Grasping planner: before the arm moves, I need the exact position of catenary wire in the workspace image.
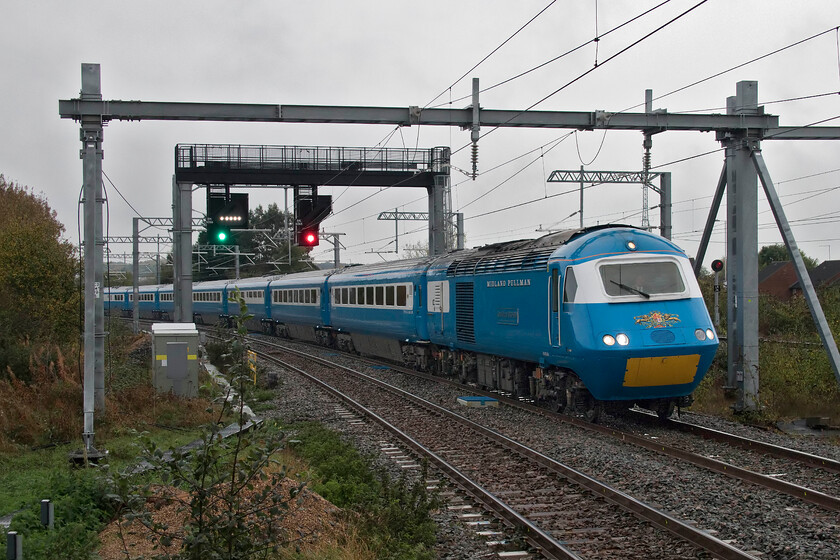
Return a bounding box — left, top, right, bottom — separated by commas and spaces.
619, 26, 840, 113
451, 0, 710, 156
458, 132, 573, 211
430, 0, 674, 109
423, 0, 559, 109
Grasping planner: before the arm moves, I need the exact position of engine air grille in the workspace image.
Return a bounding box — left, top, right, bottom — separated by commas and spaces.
447, 247, 554, 276
455, 282, 475, 344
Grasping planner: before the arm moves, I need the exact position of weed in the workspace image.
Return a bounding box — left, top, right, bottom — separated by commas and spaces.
288, 422, 440, 560
693, 280, 840, 422
8, 467, 113, 559
109, 290, 296, 559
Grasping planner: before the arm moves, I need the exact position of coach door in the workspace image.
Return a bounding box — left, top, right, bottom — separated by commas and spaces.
549, 267, 560, 346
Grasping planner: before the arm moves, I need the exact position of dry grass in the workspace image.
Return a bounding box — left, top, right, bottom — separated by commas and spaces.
0, 344, 82, 450
0, 335, 218, 451
98, 473, 343, 559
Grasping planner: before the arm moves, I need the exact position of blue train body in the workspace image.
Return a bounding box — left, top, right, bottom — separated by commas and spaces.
104, 225, 718, 418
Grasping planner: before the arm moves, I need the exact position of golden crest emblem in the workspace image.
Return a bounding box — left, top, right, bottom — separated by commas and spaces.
634, 311, 680, 328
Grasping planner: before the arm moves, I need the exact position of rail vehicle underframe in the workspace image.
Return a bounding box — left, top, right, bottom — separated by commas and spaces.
425, 345, 689, 421
256, 316, 685, 421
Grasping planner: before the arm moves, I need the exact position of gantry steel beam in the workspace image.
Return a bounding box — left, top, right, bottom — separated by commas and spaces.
106, 236, 171, 244
547, 169, 671, 239
377, 210, 465, 252
62, 100, 786, 132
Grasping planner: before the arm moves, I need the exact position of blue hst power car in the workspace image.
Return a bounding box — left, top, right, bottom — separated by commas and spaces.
105, 225, 718, 420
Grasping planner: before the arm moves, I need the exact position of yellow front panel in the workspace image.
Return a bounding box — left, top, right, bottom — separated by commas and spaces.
623, 354, 700, 387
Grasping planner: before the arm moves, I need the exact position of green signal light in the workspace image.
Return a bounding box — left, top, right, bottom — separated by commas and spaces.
217, 231, 227, 242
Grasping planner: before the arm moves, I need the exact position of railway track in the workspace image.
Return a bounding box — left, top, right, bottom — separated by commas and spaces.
248, 336, 759, 560
266, 335, 840, 513
137, 319, 839, 556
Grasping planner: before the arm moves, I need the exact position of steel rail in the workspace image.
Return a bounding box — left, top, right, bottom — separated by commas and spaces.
254, 339, 758, 560
252, 348, 580, 560
244, 333, 840, 513
659, 414, 840, 474
583, 417, 840, 512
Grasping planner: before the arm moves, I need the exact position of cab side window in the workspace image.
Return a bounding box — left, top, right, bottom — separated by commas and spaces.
563, 267, 578, 304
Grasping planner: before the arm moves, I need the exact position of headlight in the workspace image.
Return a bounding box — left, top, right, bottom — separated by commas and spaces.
705, 328, 715, 340
616, 333, 630, 346
695, 329, 707, 341
603, 334, 616, 346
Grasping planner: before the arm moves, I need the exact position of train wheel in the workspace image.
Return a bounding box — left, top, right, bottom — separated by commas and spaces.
583, 401, 603, 423
548, 393, 566, 413
548, 376, 568, 413
656, 400, 675, 421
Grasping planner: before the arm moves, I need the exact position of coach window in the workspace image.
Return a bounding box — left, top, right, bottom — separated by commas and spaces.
375, 286, 384, 306
304, 290, 310, 304
349, 287, 356, 304
366, 286, 374, 305
357, 287, 365, 305
334, 289, 341, 304
397, 285, 407, 307
342, 288, 349, 304
563, 267, 578, 305
386, 286, 395, 306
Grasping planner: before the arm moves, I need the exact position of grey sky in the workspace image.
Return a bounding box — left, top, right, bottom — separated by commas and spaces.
2, 0, 839, 266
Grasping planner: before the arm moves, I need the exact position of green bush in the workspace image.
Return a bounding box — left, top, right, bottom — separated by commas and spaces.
290, 422, 439, 560
9, 468, 113, 559
693, 277, 840, 420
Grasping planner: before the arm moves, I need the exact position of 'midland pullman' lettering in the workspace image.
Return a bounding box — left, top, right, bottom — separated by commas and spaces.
487, 278, 532, 288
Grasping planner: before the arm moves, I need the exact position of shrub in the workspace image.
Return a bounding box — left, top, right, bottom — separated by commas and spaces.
109, 290, 295, 559
290, 422, 439, 560
9, 468, 113, 559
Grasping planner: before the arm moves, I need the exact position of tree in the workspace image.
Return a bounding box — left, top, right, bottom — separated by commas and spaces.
245, 203, 315, 275
0, 175, 79, 381
758, 244, 818, 270
402, 240, 429, 258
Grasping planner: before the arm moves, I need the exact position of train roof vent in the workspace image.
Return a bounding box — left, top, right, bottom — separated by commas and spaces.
446, 247, 554, 276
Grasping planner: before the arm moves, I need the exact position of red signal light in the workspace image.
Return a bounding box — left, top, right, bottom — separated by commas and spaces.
298, 228, 319, 247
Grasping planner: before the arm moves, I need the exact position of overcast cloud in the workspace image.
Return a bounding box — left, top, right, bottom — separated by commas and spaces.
1, 0, 839, 266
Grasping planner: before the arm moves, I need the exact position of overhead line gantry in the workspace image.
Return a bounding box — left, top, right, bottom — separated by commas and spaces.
61, 63, 840, 455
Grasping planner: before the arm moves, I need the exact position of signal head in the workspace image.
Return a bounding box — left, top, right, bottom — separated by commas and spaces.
207, 222, 233, 245
298, 228, 319, 247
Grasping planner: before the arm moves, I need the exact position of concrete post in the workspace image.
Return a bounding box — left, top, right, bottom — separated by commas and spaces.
6, 531, 22, 560
41, 499, 54, 529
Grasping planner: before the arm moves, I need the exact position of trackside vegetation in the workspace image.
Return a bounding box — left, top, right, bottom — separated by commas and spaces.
0, 174, 837, 556
693, 265, 840, 421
